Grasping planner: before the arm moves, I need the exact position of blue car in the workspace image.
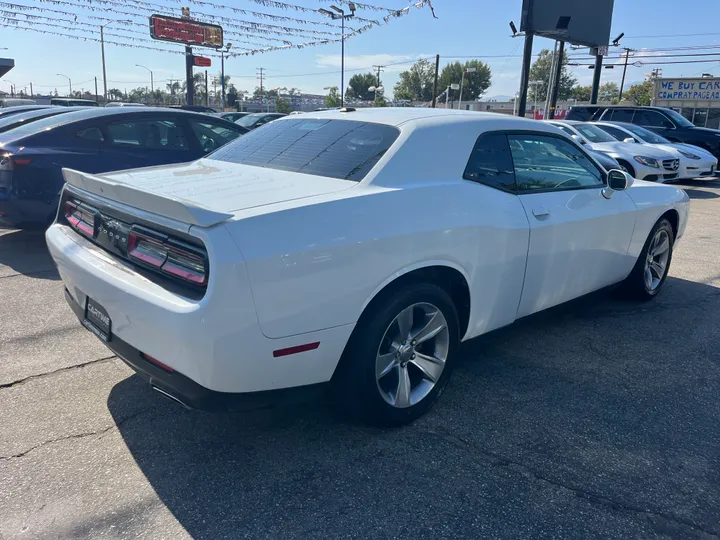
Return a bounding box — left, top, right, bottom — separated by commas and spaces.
0, 107, 248, 227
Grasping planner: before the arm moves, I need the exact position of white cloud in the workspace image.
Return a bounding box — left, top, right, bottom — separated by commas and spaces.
315, 53, 428, 72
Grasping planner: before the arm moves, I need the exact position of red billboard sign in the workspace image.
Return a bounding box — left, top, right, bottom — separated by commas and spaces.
193, 56, 211, 67
149, 15, 223, 48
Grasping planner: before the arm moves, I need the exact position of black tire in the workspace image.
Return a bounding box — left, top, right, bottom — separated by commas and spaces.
335, 282, 460, 427
616, 159, 636, 178
622, 218, 674, 301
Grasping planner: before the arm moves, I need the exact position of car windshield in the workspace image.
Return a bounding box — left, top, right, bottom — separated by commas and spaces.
662, 108, 694, 128
209, 118, 400, 181
574, 123, 617, 143
619, 123, 671, 144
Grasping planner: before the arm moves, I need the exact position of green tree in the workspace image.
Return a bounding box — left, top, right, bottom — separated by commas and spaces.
599, 82, 620, 102
325, 86, 341, 107
624, 78, 654, 106
437, 60, 492, 103
373, 94, 387, 107
570, 85, 592, 101
275, 97, 292, 114
108, 88, 124, 101
346, 72, 377, 100
393, 58, 436, 102
529, 48, 577, 101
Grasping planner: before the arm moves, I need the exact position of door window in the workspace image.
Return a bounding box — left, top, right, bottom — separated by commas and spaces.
462, 132, 516, 192
634, 110, 674, 128
508, 134, 604, 192
597, 124, 632, 141
189, 119, 243, 153
76, 126, 104, 142
106, 119, 188, 150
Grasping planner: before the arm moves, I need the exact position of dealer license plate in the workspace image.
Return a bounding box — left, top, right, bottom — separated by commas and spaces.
83, 297, 111, 342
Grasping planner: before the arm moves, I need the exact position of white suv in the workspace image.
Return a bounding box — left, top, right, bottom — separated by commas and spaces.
547, 120, 680, 182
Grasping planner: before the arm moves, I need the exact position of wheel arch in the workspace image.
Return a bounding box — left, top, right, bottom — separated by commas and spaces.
358, 262, 472, 341
659, 208, 679, 239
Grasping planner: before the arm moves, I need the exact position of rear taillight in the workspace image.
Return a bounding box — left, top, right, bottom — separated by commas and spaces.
64, 201, 95, 237
128, 230, 208, 286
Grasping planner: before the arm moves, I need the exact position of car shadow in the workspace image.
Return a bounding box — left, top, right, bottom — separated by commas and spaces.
108, 276, 720, 538
0, 228, 59, 280
679, 187, 719, 200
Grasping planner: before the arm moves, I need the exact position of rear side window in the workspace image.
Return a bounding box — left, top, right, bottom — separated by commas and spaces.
463, 132, 516, 192
76, 127, 104, 142
106, 119, 188, 150
606, 109, 634, 122
566, 107, 594, 121
634, 110, 673, 128
189, 119, 243, 153
209, 119, 400, 181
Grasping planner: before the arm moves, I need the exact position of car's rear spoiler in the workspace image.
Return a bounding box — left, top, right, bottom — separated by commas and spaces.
62, 168, 234, 228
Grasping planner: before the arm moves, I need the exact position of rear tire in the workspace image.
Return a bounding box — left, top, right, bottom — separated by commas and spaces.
622, 218, 674, 301
336, 282, 460, 427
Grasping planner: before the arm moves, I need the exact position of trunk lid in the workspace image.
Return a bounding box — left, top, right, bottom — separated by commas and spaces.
63, 158, 357, 227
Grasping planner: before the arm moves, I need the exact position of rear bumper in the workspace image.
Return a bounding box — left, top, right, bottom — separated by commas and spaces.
46, 222, 353, 394
0, 196, 56, 227
64, 288, 328, 410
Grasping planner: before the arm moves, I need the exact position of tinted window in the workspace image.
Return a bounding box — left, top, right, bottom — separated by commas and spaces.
76, 127, 104, 142
106, 119, 188, 150
596, 124, 631, 141
508, 134, 604, 192
634, 110, 673, 128
566, 107, 597, 121
189, 119, 243, 153
210, 119, 399, 182
662, 108, 694, 127
606, 109, 634, 122
463, 132, 515, 192
618, 123, 670, 144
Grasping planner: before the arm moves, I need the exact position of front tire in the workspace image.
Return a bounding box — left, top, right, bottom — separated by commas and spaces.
337, 282, 460, 427
617, 159, 636, 178
623, 218, 674, 301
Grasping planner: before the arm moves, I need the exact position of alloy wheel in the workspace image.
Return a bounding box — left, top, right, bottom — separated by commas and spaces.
644, 229, 671, 292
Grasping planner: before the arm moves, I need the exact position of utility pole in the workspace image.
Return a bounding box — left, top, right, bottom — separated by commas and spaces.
257, 67, 264, 111
619, 48, 632, 101
29, 82, 33, 97
205, 70, 209, 107
94, 77, 98, 103
431, 54, 440, 108
372, 65, 385, 87
544, 40, 559, 119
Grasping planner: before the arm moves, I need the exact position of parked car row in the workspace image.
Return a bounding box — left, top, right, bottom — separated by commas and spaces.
0, 107, 248, 227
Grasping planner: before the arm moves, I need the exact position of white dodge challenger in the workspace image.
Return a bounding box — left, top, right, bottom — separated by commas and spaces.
46, 108, 690, 426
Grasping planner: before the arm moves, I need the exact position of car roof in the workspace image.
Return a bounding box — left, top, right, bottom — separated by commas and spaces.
277, 107, 553, 129
595, 121, 634, 130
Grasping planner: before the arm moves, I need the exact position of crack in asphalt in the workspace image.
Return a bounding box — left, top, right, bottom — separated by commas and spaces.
0, 355, 117, 390
0, 410, 151, 462
419, 427, 719, 538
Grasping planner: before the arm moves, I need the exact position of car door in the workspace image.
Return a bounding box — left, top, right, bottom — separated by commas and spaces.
100, 114, 194, 171
509, 132, 638, 318
632, 109, 676, 138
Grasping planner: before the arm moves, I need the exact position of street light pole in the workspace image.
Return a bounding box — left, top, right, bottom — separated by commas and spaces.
135, 64, 154, 103
217, 43, 232, 110
319, 4, 356, 108
457, 67, 476, 110
57, 73, 71, 96
100, 19, 131, 102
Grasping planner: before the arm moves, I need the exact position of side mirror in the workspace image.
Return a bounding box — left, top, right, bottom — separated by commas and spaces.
571, 134, 587, 145
603, 169, 631, 198
623, 137, 636, 144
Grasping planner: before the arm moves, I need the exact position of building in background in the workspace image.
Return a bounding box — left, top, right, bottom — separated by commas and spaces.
653, 77, 720, 129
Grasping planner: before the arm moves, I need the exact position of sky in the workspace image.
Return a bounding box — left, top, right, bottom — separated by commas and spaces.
2, 0, 720, 101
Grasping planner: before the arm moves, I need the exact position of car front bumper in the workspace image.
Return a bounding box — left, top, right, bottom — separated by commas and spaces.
680, 160, 716, 179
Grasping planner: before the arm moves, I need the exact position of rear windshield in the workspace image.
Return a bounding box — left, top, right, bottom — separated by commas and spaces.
209, 118, 400, 181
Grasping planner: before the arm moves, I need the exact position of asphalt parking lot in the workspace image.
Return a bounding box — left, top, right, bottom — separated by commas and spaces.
1, 179, 719, 540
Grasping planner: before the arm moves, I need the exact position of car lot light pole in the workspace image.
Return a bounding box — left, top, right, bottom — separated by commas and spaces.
57, 73, 71, 96
217, 43, 232, 110
135, 64, 154, 103
100, 19, 131, 103
318, 3, 356, 107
